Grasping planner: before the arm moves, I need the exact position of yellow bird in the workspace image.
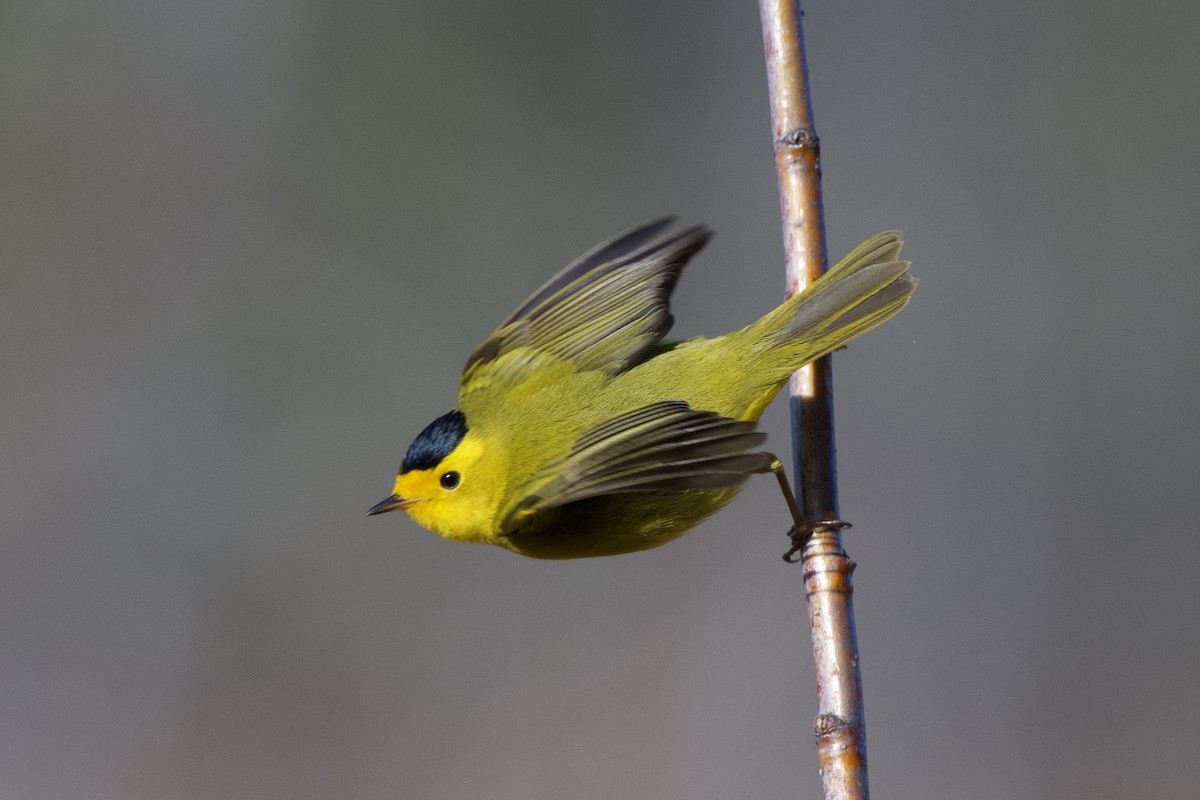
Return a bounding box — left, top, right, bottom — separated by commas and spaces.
368, 219, 915, 558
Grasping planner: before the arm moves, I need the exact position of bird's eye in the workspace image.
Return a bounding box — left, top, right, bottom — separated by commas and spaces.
440, 471, 461, 490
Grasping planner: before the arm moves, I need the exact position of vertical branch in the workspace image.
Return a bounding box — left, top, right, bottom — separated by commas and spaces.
757, 2, 870, 800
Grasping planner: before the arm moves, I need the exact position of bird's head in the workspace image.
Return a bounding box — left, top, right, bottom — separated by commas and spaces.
367, 410, 501, 543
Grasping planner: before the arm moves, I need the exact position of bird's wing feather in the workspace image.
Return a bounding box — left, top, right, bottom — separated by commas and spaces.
499, 401, 772, 533
461, 219, 711, 389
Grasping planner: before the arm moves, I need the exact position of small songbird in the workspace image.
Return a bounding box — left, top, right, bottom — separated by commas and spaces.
368, 219, 915, 558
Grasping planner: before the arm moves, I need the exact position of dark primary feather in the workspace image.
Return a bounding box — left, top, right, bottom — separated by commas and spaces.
401, 409, 467, 473
461, 219, 712, 386
499, 217, 679, 326
500, 402, 773, 531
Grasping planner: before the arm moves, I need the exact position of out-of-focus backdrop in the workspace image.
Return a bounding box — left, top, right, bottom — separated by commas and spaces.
4, 1, 1199, 798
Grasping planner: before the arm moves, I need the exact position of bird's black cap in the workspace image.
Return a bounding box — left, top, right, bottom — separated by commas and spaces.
400, 410, 468, 473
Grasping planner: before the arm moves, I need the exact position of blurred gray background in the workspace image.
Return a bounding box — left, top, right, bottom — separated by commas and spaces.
4, 1, 1199, 798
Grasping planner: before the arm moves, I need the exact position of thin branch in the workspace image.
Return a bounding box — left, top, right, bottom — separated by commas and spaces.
757, 2, 870, 799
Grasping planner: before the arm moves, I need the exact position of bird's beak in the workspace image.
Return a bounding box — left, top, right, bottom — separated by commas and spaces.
366, 494, 418, 516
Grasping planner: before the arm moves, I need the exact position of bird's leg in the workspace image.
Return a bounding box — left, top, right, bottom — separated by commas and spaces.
765, 457, 851, 563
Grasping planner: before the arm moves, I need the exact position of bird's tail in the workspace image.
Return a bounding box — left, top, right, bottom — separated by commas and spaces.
738, 231, 916, 392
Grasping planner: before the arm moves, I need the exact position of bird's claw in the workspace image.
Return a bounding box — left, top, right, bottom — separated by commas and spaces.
781, 518, 853, 563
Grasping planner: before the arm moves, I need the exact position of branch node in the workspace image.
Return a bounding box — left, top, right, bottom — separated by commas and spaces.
778, 126, 820, 150
813, 713, 852, 738
782, 519, 853, 563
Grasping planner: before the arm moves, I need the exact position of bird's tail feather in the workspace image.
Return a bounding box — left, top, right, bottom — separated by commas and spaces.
745, 231, 916, 381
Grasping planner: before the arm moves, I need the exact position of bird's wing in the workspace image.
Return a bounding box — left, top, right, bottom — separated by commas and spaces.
499, 401, 773, 533
461, 219, 711, 389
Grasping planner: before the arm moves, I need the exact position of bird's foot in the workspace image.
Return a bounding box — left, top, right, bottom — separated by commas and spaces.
781, 518, 852, 563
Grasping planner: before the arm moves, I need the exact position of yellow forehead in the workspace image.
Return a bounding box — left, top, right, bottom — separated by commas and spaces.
392, 469, 438, 499
392, 435, 486, 498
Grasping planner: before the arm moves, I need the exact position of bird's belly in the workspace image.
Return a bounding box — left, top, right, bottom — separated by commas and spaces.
499, 486, 744, 559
